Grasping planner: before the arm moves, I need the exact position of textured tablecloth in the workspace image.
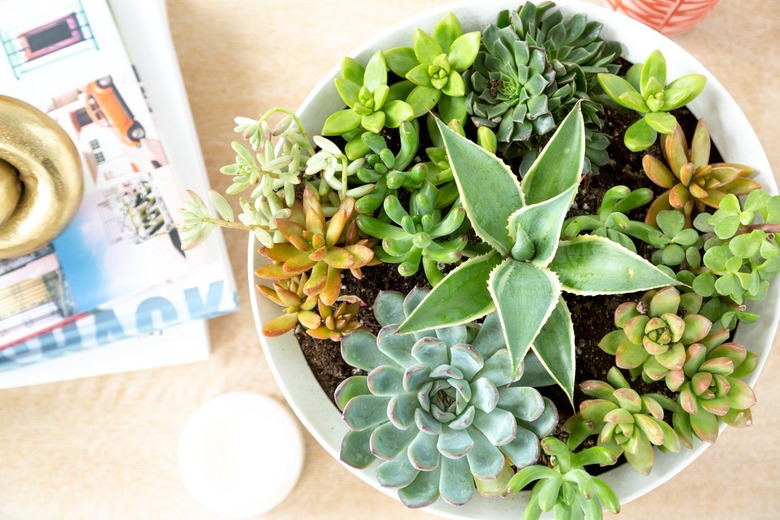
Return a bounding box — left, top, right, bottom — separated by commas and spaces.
1, 1, 778, 518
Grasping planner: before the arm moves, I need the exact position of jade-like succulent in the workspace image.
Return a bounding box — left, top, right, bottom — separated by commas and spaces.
384, 12, 480, 124
647, 210, 702, 267
565, 367, 681, 475
598, 49, 706, 152
357, 182, 467, 286
336, 289, 558, 507
598, 286, 713, 388
673, 341, 758, 445
350, 121, 427, 214
496, 1, 622, 172
465, 22, 556, 150
322, 51, 415, 139
643, 119, 758, 227
255, 186, 375, 306
507, 437, 621, 520
396, 105, 677, 404
690, 191, 780, 304
562, 185, 655, 253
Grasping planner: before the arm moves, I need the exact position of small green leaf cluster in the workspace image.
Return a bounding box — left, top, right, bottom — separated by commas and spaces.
384, 13, 481, 124
688, 191, 780, 304
563, 185, 655, 253
564, 367, 680, 475
598, 50, 706, 151
357, 182, 468, 286
507, 437, 620, 520
337, 289, 558, 508
323, 51, 415, 140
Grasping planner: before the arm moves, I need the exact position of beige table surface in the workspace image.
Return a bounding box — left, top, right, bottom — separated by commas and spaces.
1, 1, 778, 518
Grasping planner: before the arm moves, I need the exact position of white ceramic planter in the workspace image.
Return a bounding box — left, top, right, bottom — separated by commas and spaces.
249, 1, 778, 517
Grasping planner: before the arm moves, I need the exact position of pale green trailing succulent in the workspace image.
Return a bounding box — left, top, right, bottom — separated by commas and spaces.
562, 185, 654, 253
397, 104, 678, 404
357, 182, 467, 286
304, 135, 372, 200
322, 50, 415, 139
673, 341, 758, 445
598, 50, 706, 152
598, 286, 715, 389
336, 289, 558, 507
564, 367, 680, 475
384, 12, 481, 124
496, 1, 622, 173
507, 437, 621, 520
690, 191, 780, 304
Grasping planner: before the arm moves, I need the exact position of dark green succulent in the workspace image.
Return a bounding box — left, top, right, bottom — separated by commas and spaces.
464, 22, 556, 153
496, 1, 622, 173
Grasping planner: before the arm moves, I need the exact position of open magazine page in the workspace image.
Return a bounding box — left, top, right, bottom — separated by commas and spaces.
0, 0, 238, 368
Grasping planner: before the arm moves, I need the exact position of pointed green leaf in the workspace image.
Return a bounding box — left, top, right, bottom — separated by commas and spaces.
521, 103, 584, 205
645, 112, 677, 135
399, 251, 502, 334
406, 85, 441, 118
382, 100, 415, 128
447, 31, 481, 72
598, 73, 639, 106
510, 185, 578, 268
384, 47, 419, 77
437, 117, 523, 254
413, 28, 444, 65
363, 50, 388, 92
663, 74, 707, 110
640, 50, 666, 98
341, 57, 365, 85
488, 259, 561, 374
532, 298, 576, 406
321, 109, 362, 136
550, 236, 679, 295
625, 118, 658, 152
434, 12, 462, 51
335, 78, 361, 107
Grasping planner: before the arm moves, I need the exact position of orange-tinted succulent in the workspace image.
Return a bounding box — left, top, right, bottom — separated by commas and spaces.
643, 119, 759, 227
305, 298, 365, 341
257, 273, 319, 337
255, 185, 375, 307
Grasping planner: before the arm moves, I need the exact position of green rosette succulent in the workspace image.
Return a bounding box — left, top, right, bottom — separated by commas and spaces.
385, 13, 480, 124
357, 182, 467, 286
673, 341, 758, 445
507, 437, 621, 520
496, 1, 622, 173
396, 104, 678, 404
336, 289, 558, 507
322, 50, 415, 139
564, 367, 681, 475
464, 22, 556, 150
598, 49, 706, 152
598, 286, 714, 388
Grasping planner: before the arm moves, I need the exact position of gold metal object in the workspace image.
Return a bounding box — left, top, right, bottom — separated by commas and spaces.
0, 95, 83, 258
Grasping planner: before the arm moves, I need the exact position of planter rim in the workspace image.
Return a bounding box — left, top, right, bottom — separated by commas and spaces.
249, 1, 778, 517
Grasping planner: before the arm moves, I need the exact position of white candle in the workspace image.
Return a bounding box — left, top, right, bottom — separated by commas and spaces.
178, 392, 305, 518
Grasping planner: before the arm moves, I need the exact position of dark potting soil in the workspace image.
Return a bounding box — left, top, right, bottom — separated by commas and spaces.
291, 103, 716, 442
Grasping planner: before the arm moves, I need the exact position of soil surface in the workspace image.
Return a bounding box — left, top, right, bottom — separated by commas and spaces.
291, 93, 717, 443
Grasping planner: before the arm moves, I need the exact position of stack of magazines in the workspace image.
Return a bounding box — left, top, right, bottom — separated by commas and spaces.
0, 0, 238, 386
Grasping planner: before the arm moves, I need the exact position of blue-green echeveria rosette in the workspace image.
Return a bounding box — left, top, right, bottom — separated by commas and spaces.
335, 288, 558, 507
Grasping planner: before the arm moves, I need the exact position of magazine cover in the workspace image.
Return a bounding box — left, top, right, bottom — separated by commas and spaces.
0, 0, 238, 366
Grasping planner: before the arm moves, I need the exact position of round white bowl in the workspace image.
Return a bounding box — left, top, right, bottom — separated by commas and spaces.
249, 1, 777, 517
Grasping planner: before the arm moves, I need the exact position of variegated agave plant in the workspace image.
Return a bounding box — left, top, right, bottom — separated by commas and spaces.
398, 103, 678, 404
335, 288, 558, 508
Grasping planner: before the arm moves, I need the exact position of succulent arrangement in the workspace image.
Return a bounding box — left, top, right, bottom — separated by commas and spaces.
180, 2, 776, 518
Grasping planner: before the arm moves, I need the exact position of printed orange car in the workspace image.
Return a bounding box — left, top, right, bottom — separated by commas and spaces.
84, 76, 145, 146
